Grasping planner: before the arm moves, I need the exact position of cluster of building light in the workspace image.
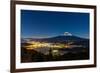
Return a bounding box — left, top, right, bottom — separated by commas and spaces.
23, 41, 83, 50
23, 41, 69, 50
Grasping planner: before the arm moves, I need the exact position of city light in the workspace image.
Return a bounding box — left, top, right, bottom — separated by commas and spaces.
23, 41, 83, 50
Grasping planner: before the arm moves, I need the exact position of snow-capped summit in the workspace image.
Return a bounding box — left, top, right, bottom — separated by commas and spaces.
64, 32, 72, 36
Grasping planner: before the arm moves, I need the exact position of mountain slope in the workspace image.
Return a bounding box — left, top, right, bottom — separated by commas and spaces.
22, 35, 89, 43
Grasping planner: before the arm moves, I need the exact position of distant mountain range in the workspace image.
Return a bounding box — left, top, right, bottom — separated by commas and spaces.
22, 35, 89, 43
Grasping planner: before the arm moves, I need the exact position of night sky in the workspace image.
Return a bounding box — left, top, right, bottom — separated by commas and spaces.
21, 10, 89, 39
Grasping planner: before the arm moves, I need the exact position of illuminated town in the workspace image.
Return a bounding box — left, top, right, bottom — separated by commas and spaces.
23, 41, 83, 50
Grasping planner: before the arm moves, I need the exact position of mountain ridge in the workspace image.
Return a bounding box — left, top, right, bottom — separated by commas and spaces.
22, 35, 89, 43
